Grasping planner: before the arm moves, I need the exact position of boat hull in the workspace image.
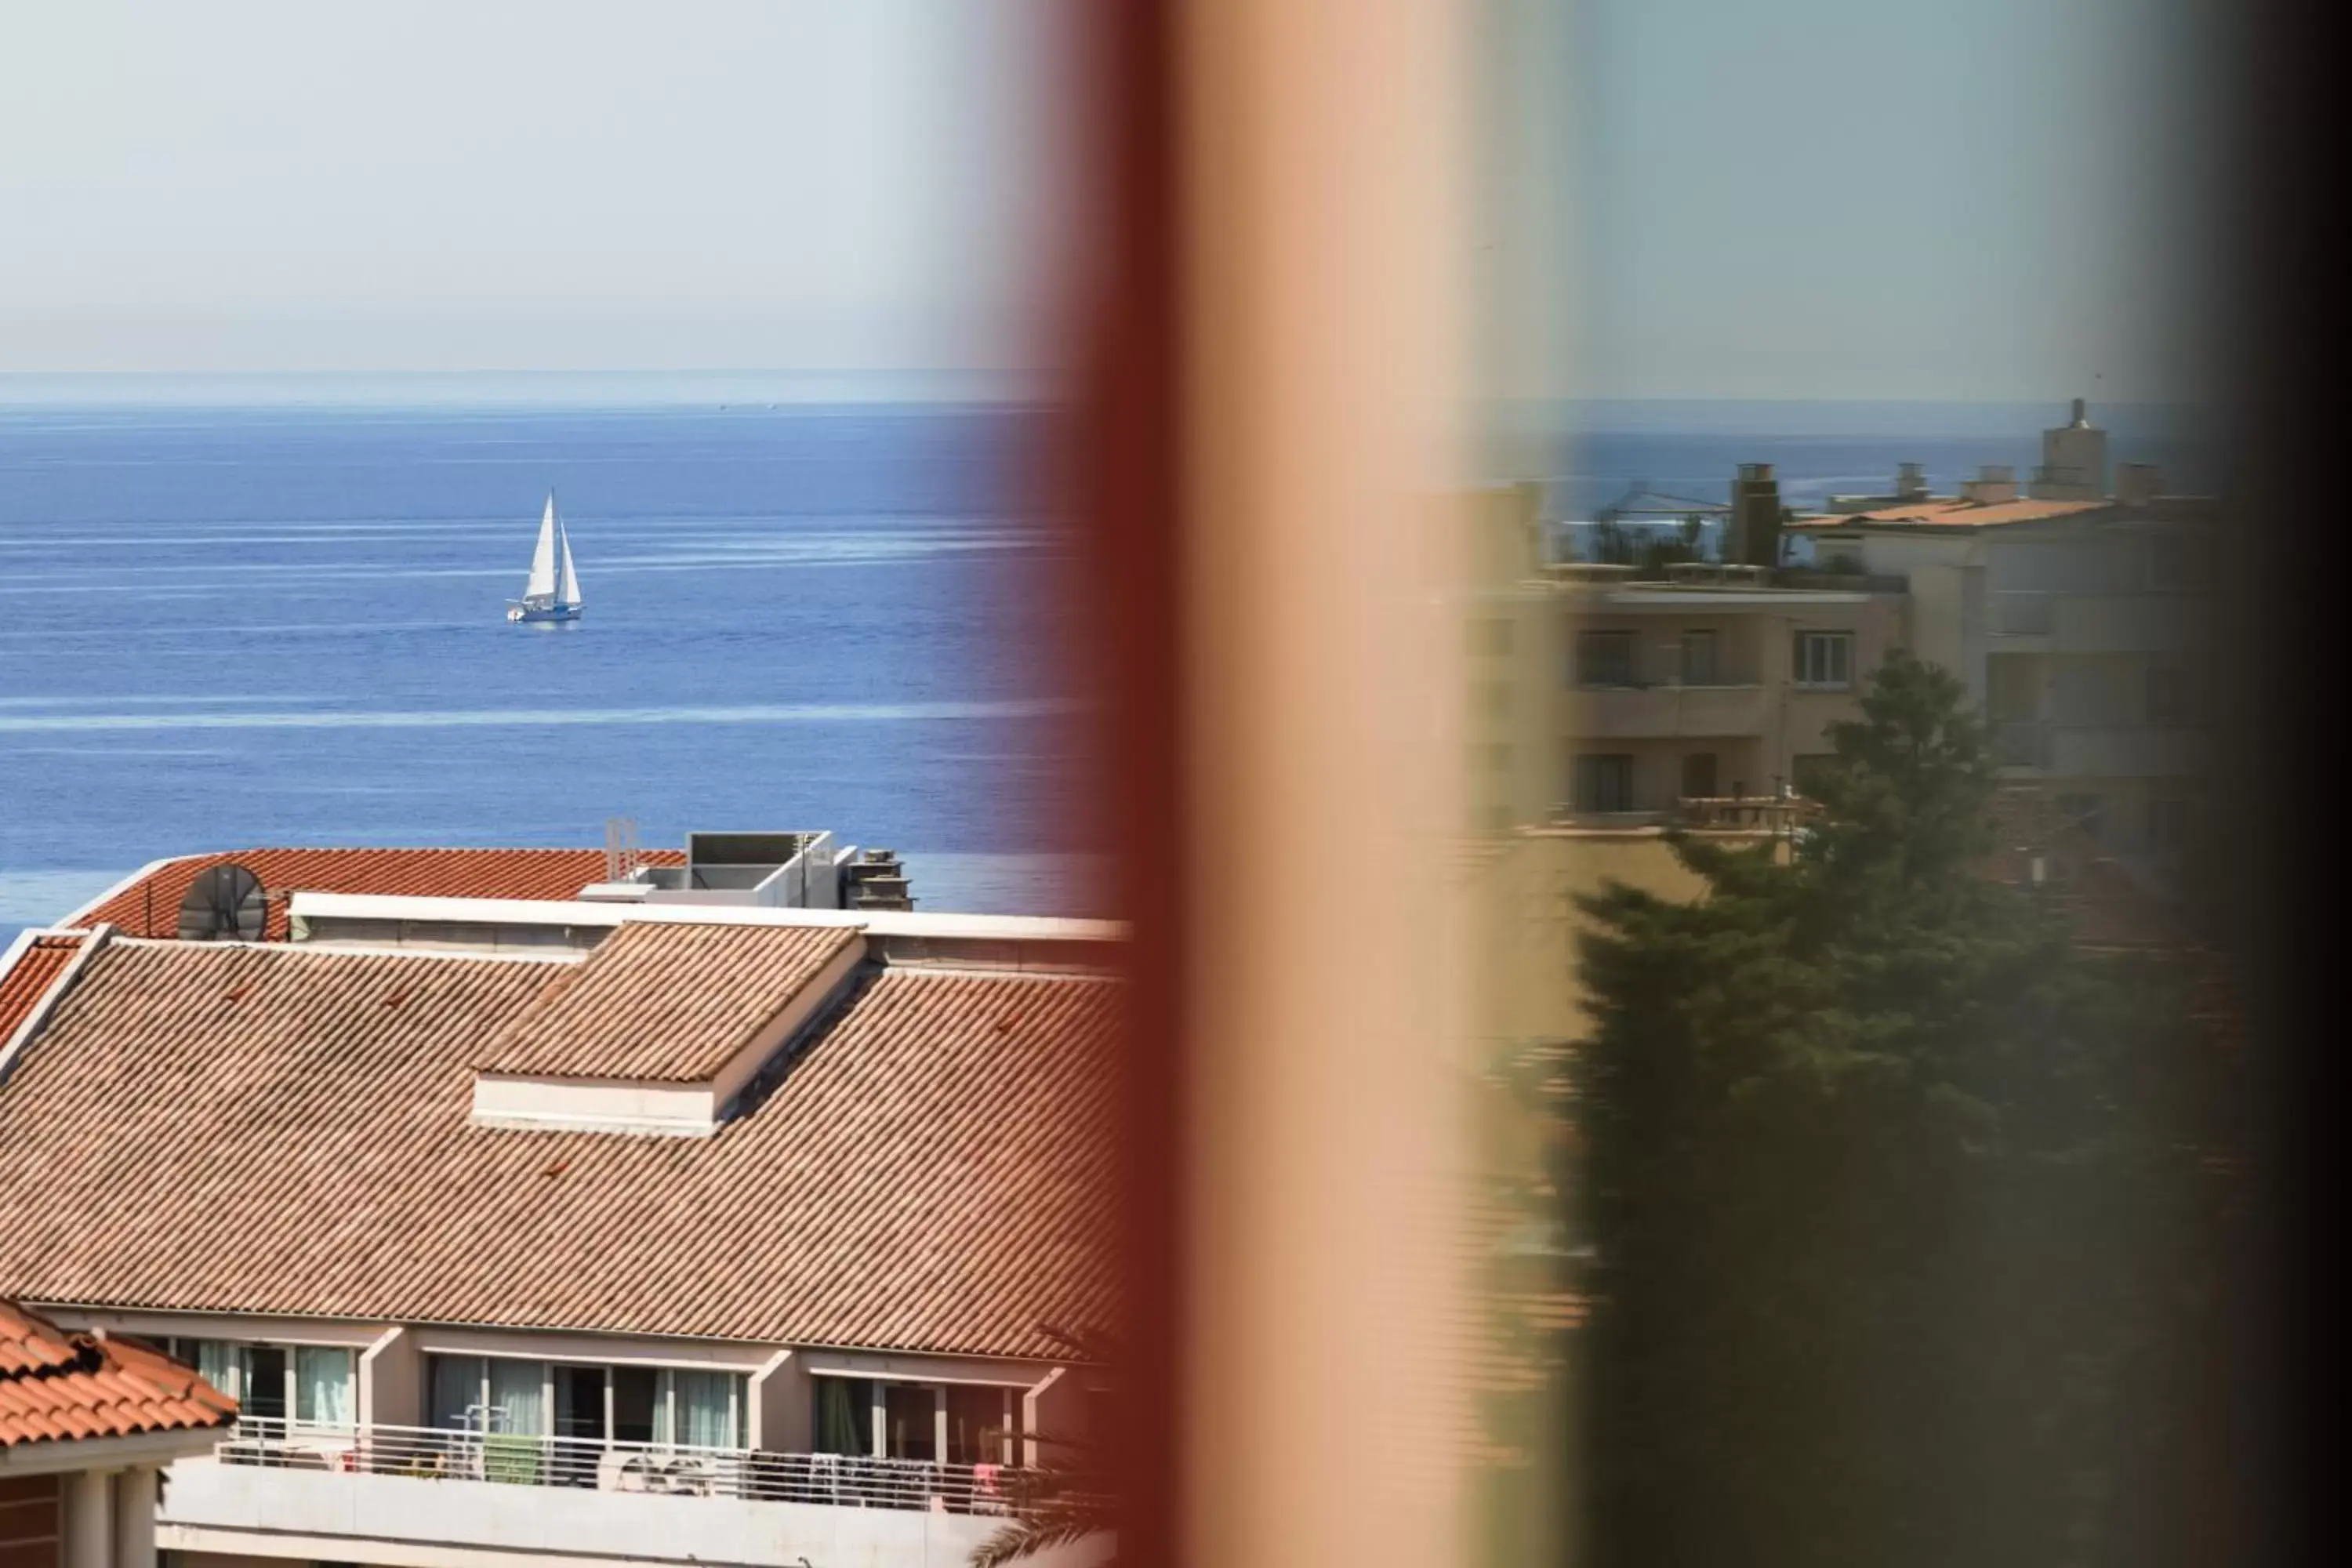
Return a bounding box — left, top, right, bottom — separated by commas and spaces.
507, 602, 582, 624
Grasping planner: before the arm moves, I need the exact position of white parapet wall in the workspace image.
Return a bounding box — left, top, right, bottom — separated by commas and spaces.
156, 1457, 1116, 1568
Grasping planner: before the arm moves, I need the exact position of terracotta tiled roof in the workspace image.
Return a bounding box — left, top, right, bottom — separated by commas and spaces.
73, 848, 687, 942
0, 938, 1116, 1359
0, 936, 82, 1051
0, 1299, 234, 1448
1795, 498, 2111, 530
477, 922, 862, 1081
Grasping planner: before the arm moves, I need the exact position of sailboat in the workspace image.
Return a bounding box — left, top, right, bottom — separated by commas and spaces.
506, 492, 583, 623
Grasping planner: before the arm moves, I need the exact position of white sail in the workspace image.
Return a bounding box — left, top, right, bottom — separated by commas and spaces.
556, 513, 582, 607
523, 494, 561, 601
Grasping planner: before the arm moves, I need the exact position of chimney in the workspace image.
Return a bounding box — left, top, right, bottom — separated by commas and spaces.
1960, 463, 2019, 504
2071, 397, 2088, 427
1726, 462, 1782, 567
1895, 461, 1927, 501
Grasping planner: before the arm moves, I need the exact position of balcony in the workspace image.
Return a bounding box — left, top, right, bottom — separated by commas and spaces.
158, 1421, 1107, 1568
1562, 682, 1772, 739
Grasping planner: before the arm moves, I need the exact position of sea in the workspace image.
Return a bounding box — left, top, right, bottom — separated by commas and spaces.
0, 383, 2215, 946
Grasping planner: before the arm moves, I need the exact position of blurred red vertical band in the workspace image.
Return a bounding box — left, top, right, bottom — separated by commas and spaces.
1052, 4, 1183, 1565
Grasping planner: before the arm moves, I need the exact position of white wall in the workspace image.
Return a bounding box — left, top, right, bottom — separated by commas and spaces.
158, 1460, 1086, 1568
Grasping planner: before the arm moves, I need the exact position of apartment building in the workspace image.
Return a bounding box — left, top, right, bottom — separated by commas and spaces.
1466, 481, 1904, 830
1794, 429, 2217, 874
0, 873, 1119, 1568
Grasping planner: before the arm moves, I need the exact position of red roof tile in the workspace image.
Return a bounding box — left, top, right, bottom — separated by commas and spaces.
0, 936, 82, 1051
73, 848, 687, 942
0, 1299, 234, 1449
477, 922, 863, 1081
0, 939, 1116, 1359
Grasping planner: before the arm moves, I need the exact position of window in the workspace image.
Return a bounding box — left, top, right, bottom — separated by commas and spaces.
813, 1376, 873, 1457
296, 1348, 356, 1428
1792, 630, 1853, 688
426, 1354, 744, 1450
1679, 630, 1719, 686
1681, 751, 1719, 799
1479, 679, 1513, 719
1575, 630, 1637, 687
1572, 753, 1635, 813
165, 1338, 352, 1431
2147, 664, 2190, 722
2149, 797, 2190, 851
945, 1384, 1026, 1466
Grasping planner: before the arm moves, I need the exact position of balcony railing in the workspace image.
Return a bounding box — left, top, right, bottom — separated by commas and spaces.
1676, 795, 1819, 832
216, 1418, 1029, 1515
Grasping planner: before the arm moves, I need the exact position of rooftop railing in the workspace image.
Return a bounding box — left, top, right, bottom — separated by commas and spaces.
216, 1417, 1029, 1515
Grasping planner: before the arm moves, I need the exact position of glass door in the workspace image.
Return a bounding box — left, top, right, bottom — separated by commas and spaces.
551, 1364, 608, 1488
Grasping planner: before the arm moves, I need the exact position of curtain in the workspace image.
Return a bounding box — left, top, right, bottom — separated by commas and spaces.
816, 1377, 866, 1456
296, 1347, 355, 1428
429, 1355, 485, 1430
488, 1359, 547, 1437
674, 1370, 740, 1450
191, 1339, 238, 1402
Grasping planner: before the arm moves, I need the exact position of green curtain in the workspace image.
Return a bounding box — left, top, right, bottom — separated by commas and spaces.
816, 1378, 866, 1456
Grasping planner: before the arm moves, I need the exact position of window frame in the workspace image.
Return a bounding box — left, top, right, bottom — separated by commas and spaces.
1791, 630, 1855, 689
1571, 752, 1635, 814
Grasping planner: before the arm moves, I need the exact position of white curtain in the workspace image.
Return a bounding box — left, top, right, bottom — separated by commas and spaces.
673, 1370, 740, 1450
191, 1339, 238, 1401
295, 1347, 355, 1428
488, 1359, 547, 1437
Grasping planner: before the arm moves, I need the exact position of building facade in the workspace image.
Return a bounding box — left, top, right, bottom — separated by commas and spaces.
0, 888, 1120, 1568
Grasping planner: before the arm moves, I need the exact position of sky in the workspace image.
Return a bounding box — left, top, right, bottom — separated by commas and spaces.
2, 1, 2223, 401
0, 1, 1069, 381
1487, 0, 2227, 403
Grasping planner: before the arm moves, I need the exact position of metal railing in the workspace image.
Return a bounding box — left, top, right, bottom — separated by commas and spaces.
216, 1419, 1023, 1514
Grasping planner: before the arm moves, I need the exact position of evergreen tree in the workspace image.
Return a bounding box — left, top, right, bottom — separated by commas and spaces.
1569, 651, 2226, 1568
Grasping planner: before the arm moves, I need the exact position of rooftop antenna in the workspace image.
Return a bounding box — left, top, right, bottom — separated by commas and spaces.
176, 863, 267, 942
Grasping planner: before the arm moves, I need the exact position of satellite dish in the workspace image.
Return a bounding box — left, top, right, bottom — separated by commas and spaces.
176, 863, 268, 942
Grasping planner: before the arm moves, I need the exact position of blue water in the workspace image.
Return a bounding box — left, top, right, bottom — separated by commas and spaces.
0, 402, 1089, 938
0, 395, 2217, 942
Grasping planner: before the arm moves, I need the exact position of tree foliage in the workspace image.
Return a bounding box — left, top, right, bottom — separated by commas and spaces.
1568, 651, 2234, 1567
971, 1325, 1117, 1568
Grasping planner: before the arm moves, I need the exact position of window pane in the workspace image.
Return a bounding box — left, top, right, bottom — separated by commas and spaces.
488, 1358, 546, 1437
1681, 752, 1719, 799
1573, 754, 1634, 813
946, 1385, 1017, 1466
675, 1370, 741, 1450
812, 1377, 869, 1456
186, 1339, 238, 1400
884, 1381, 937, 1461
429, 1355, 485, 1430
296, 1347, 355, 1428
1681, 630, 1719, 685
241, 1346, 287, 1421
612, 1367, 659, 1446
